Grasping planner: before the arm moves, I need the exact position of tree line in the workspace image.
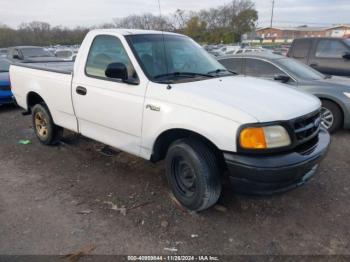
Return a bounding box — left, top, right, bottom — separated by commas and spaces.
0, 0, 257, 48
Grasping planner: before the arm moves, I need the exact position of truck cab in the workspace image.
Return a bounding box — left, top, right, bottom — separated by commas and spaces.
10, 29, 330, 211
288, 37, 350, 77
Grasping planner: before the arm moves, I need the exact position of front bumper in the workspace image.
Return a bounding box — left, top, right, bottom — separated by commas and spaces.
224, 129, 330, 195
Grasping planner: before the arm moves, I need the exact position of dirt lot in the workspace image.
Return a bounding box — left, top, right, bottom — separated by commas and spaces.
0, 104, 349, 256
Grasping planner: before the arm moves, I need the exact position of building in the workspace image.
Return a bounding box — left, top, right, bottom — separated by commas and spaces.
325, 25, 350, 38
252, 25, 350, 44
255, 26, 327, 40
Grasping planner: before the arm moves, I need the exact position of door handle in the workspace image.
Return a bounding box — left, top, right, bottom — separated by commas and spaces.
310, 63, 318, 68
76, 86, 87, 96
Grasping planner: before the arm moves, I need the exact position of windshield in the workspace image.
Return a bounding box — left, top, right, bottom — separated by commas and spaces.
278, 58, 325, 81
126, 34, 230, 82
21, 48, 55, 58
0, 59, 10, 72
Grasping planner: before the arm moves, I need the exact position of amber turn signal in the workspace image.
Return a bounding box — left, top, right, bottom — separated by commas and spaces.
239, 127, 267, 149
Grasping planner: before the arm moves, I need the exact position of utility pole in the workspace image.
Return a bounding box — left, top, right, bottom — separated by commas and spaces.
270, 0, 275, 28
232, 0, 235, 43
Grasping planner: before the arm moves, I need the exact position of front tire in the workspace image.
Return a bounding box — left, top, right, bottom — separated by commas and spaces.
321, 100, 343, 133
32, 103, 63, 145
165, 139, 222, 211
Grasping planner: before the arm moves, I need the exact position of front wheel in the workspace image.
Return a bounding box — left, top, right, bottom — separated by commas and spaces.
32, 103, 63, 145
321, 100, 343, 133
165, 139, 222, 211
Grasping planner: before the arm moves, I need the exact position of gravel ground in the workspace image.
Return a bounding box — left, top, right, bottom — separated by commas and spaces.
0, 104, 349, 257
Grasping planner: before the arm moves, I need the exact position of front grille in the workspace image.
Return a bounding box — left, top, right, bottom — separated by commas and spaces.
293, 111, 321, 145
0, 85, 11, 91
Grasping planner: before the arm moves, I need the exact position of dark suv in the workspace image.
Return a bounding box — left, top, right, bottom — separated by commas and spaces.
287, 38, 350, 77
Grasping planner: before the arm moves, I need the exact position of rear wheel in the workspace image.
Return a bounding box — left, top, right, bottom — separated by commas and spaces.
32, 103, 63, 145
165, 139, 222, 211
321, 100, 343, 133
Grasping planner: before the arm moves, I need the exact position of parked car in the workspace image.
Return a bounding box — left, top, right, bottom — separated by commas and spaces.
287, 37, 350, 77
273, 45, 290, 56
0, 58, 13, 106
225, 48, 264, 55
7, 46, 64, 63
10, 29, 330, 211
0, 48, 8, 58
208, 49, 226, 57
218, 53, 350, 133
54, 49, 77, 61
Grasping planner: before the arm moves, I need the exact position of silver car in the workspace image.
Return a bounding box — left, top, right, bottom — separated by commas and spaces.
218, 53, 350, 133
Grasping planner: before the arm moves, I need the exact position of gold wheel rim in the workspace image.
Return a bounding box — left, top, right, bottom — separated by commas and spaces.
35, 112, 48, 139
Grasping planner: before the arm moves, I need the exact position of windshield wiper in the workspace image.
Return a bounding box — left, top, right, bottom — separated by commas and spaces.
154, 72, 214, 80
324, 75, 332, 79
207, 69, 237, 75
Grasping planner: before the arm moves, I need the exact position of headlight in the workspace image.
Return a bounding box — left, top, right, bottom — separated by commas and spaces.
239, 125, 291, 150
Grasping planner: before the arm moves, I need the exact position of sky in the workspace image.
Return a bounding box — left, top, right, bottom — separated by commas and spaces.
0, 0, 349, 29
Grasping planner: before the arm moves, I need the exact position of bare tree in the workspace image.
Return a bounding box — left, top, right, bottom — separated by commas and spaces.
0, 0, 257, 47
113, 13, 174, 31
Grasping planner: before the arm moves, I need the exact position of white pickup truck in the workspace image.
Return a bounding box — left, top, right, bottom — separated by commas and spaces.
10, 29, 330, 211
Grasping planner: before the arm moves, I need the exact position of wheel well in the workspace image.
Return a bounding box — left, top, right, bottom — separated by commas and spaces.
27, 92, 44, 113
320, 98, 344, 123
151, 129, 226, 167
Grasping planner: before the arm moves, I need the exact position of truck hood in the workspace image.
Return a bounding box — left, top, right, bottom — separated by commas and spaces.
159, 76, 321, 124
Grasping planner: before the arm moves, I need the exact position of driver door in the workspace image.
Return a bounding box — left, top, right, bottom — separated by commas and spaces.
72, 35, 147, 156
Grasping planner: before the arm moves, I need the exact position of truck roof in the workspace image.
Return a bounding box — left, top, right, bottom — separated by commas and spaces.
89, 28, 182, 37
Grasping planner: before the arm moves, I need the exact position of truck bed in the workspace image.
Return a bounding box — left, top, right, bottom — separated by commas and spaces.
13, 61, 74, 75
10, 61, 78, 132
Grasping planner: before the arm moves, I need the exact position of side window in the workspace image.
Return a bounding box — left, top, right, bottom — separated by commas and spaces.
85, 35, 137, 80
245, 59, 284, 78
219, 58, 243, 74
292, 39, 311, 58
315, 40, 348, 58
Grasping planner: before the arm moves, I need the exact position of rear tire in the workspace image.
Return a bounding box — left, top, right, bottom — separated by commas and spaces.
165, 139, 222, 211
32, 103, 63, 145
321, 100, 343, 133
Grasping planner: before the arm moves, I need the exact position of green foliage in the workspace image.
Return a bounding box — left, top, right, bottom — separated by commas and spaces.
183, 17, 208, 42
180, 0, 258, 44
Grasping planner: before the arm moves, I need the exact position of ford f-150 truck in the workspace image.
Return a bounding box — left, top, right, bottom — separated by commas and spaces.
10, 29, 330, 211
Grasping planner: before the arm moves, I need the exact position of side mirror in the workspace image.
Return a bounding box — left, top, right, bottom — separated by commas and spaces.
105, 63, 139, 85
13, 54, 20, 60
343, 52, 350, 60
274, 74, 291, 83
105, 63, 128, 80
